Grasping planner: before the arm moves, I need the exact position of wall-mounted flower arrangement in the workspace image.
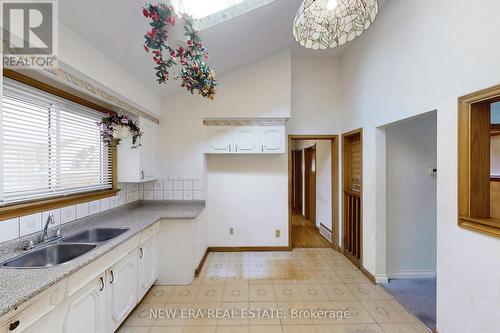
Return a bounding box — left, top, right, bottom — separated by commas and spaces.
97, 114, 143, 148
142, 3, 217, 100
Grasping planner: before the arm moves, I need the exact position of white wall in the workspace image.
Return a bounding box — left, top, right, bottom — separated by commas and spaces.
340, 1, 500, 332
386, 113, 437, 278
159, 50, 291, 247
59, 23, 162, 116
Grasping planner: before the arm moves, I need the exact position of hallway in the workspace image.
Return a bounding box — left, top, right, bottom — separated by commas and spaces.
120, 248, 429, 333
291, 213, 331, 248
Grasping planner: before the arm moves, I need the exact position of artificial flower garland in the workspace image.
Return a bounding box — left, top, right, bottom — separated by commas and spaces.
142, 3, 217, 99
97, 114, 143, 148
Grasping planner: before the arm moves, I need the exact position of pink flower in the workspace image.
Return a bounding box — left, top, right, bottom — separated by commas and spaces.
170, 50, 176, 57
178, 47, 185, 54
142, 8, 150, 17
143, 45, 149, 53
187, 40, 193, 46
167, 15, 176, 26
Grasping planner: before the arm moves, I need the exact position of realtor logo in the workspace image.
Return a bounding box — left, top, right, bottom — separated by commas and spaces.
1, 0, 58, 68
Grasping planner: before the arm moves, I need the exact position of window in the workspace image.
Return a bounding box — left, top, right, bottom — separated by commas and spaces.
458, 86, 500, 238
1, 77, 114, 208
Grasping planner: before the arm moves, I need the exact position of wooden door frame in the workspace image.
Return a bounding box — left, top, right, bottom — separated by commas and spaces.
304, 144, 317, 222
342, 128, 363, 268
288, 135, 340, 250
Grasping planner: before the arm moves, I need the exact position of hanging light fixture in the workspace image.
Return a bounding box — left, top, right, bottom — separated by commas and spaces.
293, 0, 379, 50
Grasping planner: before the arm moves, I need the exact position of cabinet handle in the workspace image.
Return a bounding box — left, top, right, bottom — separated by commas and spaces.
110, 270, 115, 284
141, 171, 145, 180
228, 145, 232, 152
139, 247, 144, 259
9, 320, 20, 331
261, 144, 264, 152
99, 276, 105, 291
235, 144, 238, 152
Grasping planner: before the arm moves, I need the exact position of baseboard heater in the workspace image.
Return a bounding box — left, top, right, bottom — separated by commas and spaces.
319, 223, 333, 242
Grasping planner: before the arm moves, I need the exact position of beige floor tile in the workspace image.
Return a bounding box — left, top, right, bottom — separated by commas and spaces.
211, 253, 232, 261
223, 283, 250, 302
125, 303, 163, 327
336, 271, 371, 284
184, 327, 217, 333
347, 284, 392, 301
142, 286, 176, 304
361, 301, 408, 324
170, 286, 200, 303
196, 285, 225, 303
153, 303, 192, 327
278, 301, 313, 325
282, 325, 315, 333
248, 302, 281, 326
327, 301, 376, 324
322, 284, 357, 301
117, 327, 151, 333
149, 327, 183, 333
185, 303, 221, 327
217, 302, 251, 326
274, 284, 303, 301
298, 284, 330, 301
203, 274, 228, 286
314, 324, 384, 333
306, 261, 330, 271
248, 271, 274, 285
379, 323, 421, 333
314, 271, 343, 285
216, 326, 250, 333
250, 285, 277, 302
249, 325, 283, 333
294, 271, 320, 284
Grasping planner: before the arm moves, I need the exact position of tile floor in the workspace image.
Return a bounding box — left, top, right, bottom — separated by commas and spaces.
119, 249, 430, 333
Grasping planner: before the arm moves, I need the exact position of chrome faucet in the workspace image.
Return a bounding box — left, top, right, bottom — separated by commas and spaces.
42, 214, 55, 242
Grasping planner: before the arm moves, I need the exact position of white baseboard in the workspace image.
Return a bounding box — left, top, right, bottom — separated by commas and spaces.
375, 274, 389, 283
388, 270, 436, 279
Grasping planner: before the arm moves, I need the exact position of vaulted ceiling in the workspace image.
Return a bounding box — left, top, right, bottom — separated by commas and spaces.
60, 0, 388, 98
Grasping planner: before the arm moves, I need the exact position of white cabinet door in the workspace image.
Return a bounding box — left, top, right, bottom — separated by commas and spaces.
206, 127, 233, 153
140, 118, 159, 182
137, 235, 157, 301
106, 250, 138, 332
234, 127, 260, 153
62, 274, 106, 333
261, 126, 285, 153
117, 117, 159, 182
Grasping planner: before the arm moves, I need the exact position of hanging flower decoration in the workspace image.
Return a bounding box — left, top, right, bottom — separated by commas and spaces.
142, 3, 217, 100
97, 114, 143, 148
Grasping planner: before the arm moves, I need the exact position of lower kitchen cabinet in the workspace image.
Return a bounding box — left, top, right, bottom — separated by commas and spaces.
137, 235, 157, 301
62, 273, 106, 333
106, 250, 138, 333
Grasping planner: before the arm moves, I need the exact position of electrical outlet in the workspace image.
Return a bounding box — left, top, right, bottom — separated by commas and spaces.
229, 228, 234, 235
275, 229, 281, 238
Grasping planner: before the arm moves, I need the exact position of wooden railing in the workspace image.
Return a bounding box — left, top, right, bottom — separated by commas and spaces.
343, 190, 361, 260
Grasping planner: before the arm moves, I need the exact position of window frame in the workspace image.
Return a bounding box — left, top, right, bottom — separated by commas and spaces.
0, 70, 118, 221
458, 84, 500, 238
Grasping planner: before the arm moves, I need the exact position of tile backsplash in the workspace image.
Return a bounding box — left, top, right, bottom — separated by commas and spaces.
0, 178, 204, 244
141, 177, 204, 202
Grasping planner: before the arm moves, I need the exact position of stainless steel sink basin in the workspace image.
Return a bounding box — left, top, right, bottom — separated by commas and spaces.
61, 228, 129, 244
2, 243, 96, 268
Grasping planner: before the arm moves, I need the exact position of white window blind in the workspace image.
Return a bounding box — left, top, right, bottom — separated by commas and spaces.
0, 78, 112, 206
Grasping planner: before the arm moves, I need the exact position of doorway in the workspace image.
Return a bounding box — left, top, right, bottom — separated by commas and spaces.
380, 112, 437, 331
342, 129, 363, 268
288, 135, 339, 249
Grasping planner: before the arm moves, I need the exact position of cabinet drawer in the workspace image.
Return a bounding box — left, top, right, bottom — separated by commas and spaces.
0, 282, 65, 333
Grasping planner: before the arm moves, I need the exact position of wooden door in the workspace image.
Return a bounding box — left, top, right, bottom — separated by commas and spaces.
342, 130, 362, 268
304, 145, 316, 222
293, 150, 303, 213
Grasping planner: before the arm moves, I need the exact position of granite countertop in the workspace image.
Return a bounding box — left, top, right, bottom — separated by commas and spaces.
0, 200, 205, 318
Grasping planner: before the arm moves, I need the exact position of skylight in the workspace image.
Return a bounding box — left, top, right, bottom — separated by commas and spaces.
172, 0, 275, 29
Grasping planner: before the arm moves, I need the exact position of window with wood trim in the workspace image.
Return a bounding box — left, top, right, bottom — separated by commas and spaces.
0, 73, 117, 219
458, 86, 500, 238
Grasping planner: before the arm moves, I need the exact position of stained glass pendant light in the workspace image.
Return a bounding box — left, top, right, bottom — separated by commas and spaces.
293, 0, 379, 50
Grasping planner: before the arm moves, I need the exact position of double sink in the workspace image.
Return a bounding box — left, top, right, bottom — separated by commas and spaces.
1, 228, 129, 269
